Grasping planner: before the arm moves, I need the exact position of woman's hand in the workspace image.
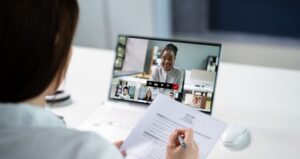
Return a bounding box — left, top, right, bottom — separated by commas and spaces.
114, 140, 126, 157
166, 128, 199, 159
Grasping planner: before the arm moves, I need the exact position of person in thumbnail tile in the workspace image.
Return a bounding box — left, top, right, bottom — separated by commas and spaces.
119, 86, 130, 99
169, 91, 175, 99
142, 89, 153, 102
151, 44, 184, 91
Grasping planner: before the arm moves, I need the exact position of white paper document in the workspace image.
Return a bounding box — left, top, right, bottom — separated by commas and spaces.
121, 94, 227, 159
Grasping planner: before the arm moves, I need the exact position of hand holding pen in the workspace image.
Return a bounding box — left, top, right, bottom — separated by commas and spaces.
166, 128, 199, 159
177, 135, 187, 148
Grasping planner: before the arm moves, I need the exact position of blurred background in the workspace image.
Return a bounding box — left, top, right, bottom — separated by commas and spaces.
73, 0, 300, 70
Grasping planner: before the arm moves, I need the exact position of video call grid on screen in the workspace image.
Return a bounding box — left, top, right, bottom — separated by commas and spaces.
109, 35, 221, 114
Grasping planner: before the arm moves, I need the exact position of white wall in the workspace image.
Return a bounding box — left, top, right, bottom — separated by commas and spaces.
175, 33, 300, 70
73, 0, 171, 49
73, 0, 108, 48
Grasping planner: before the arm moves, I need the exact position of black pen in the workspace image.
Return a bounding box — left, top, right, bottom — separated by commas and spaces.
177, 135, 187, 148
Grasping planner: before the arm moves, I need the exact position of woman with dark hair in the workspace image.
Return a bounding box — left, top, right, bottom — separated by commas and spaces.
0, 1, 124, 159
150, 43, 185, 94
143, 89, 153, 102
0, 1, 198, 159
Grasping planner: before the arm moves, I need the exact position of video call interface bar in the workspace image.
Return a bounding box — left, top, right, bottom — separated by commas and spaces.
146, 81, 179, 91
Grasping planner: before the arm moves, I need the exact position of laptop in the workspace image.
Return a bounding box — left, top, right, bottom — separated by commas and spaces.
109, 35, 222, 113
79, 35, 222, 141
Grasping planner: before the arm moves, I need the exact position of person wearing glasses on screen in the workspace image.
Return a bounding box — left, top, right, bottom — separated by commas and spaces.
0, 1, 198, 159
151, 44, 185, 94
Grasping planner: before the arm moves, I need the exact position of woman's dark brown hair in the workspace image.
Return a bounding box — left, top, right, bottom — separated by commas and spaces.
161, 43, 178, 58
0, 0, 79, 102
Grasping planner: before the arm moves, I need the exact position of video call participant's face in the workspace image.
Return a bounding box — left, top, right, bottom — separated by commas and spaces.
146, 90, 152, 97
193, 97, 199, 104
169, 91, 175, 98
123, 89, 128, 95
161, 50, 175, 72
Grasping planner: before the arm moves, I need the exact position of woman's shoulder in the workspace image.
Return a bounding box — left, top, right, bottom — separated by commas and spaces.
43, 128, 123, 159
173, 67, 185, 75
0, 128, 123, 159
55, 129, 122, 158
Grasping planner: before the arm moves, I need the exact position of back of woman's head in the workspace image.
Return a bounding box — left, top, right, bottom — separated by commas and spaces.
0, 0, 79, 102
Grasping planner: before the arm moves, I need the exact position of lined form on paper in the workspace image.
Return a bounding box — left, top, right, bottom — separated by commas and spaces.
121, 94, 227, 159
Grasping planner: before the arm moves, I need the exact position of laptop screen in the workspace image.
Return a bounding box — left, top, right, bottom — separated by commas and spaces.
109, 35, 222, 114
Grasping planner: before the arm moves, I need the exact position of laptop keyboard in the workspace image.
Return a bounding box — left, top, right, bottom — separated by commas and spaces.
86, 105, 145, 129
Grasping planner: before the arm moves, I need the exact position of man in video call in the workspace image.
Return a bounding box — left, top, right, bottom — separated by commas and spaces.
150, 43, 185, 96
119, 86, 131, 100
